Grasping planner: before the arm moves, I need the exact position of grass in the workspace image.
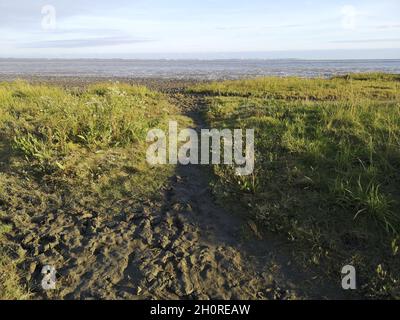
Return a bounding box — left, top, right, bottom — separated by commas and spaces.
1, 75, 399, 299
0, 81, 187, 299
189, 73, 400, 298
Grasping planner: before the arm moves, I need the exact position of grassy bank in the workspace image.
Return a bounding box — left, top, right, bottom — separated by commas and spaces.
0, 81, 186, 298
189, 73, 400, 298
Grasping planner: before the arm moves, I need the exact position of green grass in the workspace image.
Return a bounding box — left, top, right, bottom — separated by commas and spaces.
2, 75, 399, 299
0, 81, 187, 299
189, 73, 400, 298
189, 73, 400, 101
0, 250, 31, 300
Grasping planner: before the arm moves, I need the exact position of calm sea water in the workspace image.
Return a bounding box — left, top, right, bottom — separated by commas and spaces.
0, 59, 399, 80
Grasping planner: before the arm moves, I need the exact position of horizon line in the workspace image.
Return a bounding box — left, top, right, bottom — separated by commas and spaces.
1, 57, 400, 61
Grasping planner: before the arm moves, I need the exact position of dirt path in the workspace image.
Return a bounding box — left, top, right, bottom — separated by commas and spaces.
12, 94, 347, 300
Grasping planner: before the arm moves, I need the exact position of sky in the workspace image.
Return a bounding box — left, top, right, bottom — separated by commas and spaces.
0, 0, 399, 59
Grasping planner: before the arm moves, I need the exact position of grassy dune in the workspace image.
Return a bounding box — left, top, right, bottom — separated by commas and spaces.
0, 81, 185, 298
189, 73, 400, 298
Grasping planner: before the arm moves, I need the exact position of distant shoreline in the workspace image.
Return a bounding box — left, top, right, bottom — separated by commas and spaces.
1, 72, 400, 90
1, 59, 399, 81
1, 58, 400, 61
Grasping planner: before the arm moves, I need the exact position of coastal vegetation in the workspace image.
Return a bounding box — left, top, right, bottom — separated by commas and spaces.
189, 73, 400, 298
1, 73, 399, 299
0, 81, 187, 298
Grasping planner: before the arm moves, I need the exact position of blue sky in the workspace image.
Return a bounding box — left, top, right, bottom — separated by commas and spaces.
1, 0, 399, 58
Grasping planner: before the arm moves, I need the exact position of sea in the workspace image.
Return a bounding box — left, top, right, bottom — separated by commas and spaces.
0, 59, 399, 80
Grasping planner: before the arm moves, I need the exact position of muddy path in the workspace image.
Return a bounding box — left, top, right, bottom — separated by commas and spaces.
11, 93, 349, 300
